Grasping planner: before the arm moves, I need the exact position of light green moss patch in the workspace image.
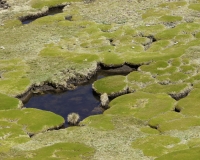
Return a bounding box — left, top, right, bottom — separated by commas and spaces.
139, 60, 171, 76
68, 53, 100, 63
148, 40, 171, 52
127, 71, 155, 90
31, 14, 65, 25
187, 138, 200, 148
5, 142, 95, 159
100, 52, 124, 67
92, 75, 127, 96
2, 19, 22, 28
0, 93, 21, 110
176, 23, 200, 34
0, 108, 64, 135
132, 37, 151, 45
158, 117, 200, 132
105, 92, 175, 120
30, 0, 81, 9
115, 44, 144, 53
123, 51, 161, 65
142, 83, 191, 97
80, 115, 114, 131
159, 15, 182, 23
159, 1, 187, 9
142, 9, 168, 19
155, 28, 180, 40
156, 146, 200, 160
148, 111, 184, 129
189, 3, 200, 11
140, 127, 160, 134
174, 34, 194, 44
136, 24, 165, 36
176, 89, 200, 116
132, 135, 181, 157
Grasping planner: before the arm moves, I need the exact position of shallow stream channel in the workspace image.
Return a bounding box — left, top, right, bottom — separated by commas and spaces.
23, 65, 136, 127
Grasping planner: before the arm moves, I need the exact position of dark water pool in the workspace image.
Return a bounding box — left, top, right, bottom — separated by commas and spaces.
24, 67, 135, 127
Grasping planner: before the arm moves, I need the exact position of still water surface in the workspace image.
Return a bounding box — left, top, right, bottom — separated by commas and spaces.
24, 68, 133, 127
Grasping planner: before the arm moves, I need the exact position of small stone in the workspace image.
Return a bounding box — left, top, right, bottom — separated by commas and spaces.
0, 46, 5, 50
65, 15, 72, 21
100, 93, 109, 108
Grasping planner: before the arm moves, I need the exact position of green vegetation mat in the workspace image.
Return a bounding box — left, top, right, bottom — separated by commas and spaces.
1, 0, 200, 159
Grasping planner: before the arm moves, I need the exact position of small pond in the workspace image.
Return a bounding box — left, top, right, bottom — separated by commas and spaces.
24, 66, 135, 127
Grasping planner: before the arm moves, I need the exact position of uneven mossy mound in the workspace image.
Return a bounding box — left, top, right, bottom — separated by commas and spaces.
5, 142, 95, 159
2, 0, 200, 159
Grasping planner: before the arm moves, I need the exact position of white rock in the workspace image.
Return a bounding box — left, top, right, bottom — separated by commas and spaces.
100, 93, 109, 108
0, 46, 5, 49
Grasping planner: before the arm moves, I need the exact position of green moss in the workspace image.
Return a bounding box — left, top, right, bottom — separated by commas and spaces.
176, 23, 200, 34
123, 51, 161, 65
159, 15, 182, 23
127, 71, 155, 89
142, 83, 191, 96
136, 24, 165, 36
148, 111, 184, 129
156, 147, 200, 160
5, 142, 95, 159
100, 52, 124, 67
174, 34, 194, 44
159, 1, 187, 9
155, 28, 180, 40
179, 65, 196, 74
132, 135, 181, 157
189, 3, 200, 11
132, 37, 151, 45
139, 60, 171, 76
115, 44, 144, 53
3, 19, 22, 28
31, 14, 65, 25
148, 40, 171, 52
92, 75, 127, 96
30, 0, 81, 9
105, 92, 175, 120
188, 138, 200, 148
170, 58, 181, 67
0, 93, 21, 110
142, 9, 168, 19
140, 127, 160, 134
80, 115, 114, 130
68, 53, 100, 63
0, 108, 64, 134
158, 117, 200, 132
176, 89, 200, 116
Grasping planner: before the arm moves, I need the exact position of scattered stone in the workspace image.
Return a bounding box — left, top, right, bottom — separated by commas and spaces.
100, 93, 109, 108
0, 46, 5, 50
65, 15, 72, 21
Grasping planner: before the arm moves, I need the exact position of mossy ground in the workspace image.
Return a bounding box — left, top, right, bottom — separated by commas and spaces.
1, 0, 200, 159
